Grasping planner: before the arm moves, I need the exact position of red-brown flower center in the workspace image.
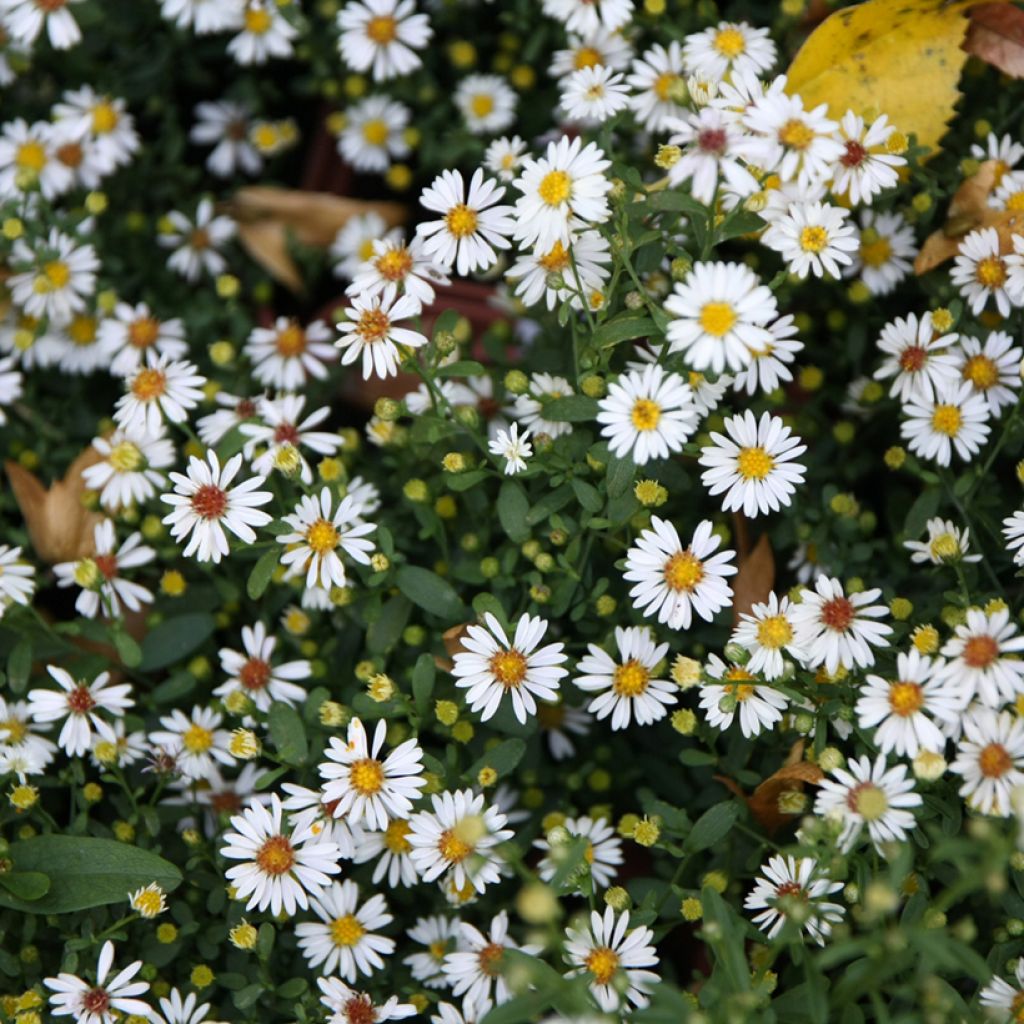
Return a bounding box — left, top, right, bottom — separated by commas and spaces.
819, 596, 855, 632
67, 685, 96, 714
963, 635, 998, 669
190, 484, 228, 520
239, 657, 272, 691
840, 140, 867, 167
81, 988, 110, 1015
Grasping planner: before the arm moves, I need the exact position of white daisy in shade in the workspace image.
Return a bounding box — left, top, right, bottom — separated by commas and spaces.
319, 716, 426, 831
761, 200, 858, 278
336, 0, 431, 81
596, 364, 698, 466
90, 719, 145, 771
573, 625, 675, 729
744, 855, 844, 945
317, 978, 416, 1024
665, 105, 759, 205
84, 426, 175, 512
53, 520, 155, 619
431, 1004, 474, 1024
730, 592, 805, 681
279, 783, 359, 857
347, 233, 449, 306
951, 708, 1024, 816
873, 311, 960, 403
904, 516, 981, 565
1, 0, 85, 49
58, 313, 110, 377
956, 330, 1022, 417
731, 314, 802, 396
97, 302, 187, 376
149, 705, 232, 781
508, 228, 611, 312
52, 87, 139, 172
536, 815, 623, 888
353, 817, 419, 887
626, 41, 687, 132
335, 290, 428, 379
0, 119, 73, 200
900, 381, 991, 467
338, 94, 410, 172
455, 73, 517, 135
113, 354, 206, 435
954, 226, 1022, 316
45, 941, 150, 1024
277, 487, 376, 590
624, 517, 737, 630
404, 915, 463, 989
742, 89, 842, 185
158, 198, 236, 281
27, 666, 133, 758
452, 612, 568, 724
241, 394, 343, 485
505, 372, 575, 439
488, 422, 533, 475
248, 318, 337, 391
227, 0, 297, 64
9, 229, 99, 328
407, 787, 513, 893
687, 369, 732, 416
190, 100, 261, 178
565, 906, 660, 1012
699, 655, 789, 738
0, 544, 35, 614
540, 0, 632, 36
1004, 509, 1024, 566
535, 702, 592, 762
664, 260, 777, 374
830, 112, 905, 205
484, 134, 529, 183
940, 607, 1024, 708
0, 697, 56, 776
855, 650, 961, 758
221, 794, 341, 916
197, 392, 259, 446
550, 27, 633, 76
295, 878, 394, 981
815, 754, 921, 853
161, 451, 273, 564
683, 20, 775, 79
699, 410, 806, 517
512, 136, 612, 251
845, 209, 917, 296
151, 988, 216, 1024
332, 210, 392, 278
791, 575, 891, 675
979, 958, 1024, 1018
561, 65, 630, 125
158, 0, 244, 35
215, 621, 311, 712
972, 131, 1024, 174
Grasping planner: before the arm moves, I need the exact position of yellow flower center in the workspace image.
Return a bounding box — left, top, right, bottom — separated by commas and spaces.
470, 94, 495, 118
489, 649, 528, 688
37, 260, 70, 291
356, 308, 391, 342
538, 240, 570, 272
445, 203, 478, 238
736, 445, 774, 480
330, 914, 366, 947
133, 888, 164, 917
698, 301, 737, 337
779, 118, 815, 150
613, 659, 650, 697
574, 46, 602, 69
274, 323, 306, 356
585, 946, 620, 986
850, 782, 889, 821
361, 119, 389, 146
478, 942, 504, 977
109, 441, 143, 473
383, 819, 412, 854
15, 141, 46, 172
438, 828, 473, 863
979, 741, 1012, 778
930, 404, 962, 437
0, 717, 28, 744
976, 255, 1007, 288
306, 518, 339, 555
538, 169, 572, 206
349, 757, 385, 796
244, 7, 272, 33
929, 533, 959, 560
91, 103, 119, 134
68, 315, 97, 346
428, 939, 448, 961
255, 835, 295, 875
131, 367, 166, 401
663, 550, 704, 592
799, 226, 829, 253
859, 236, 892, 268
630, 398, 662, 432
182, 723, 214, 754
365, 14, 397, 43
756, 614, 793, 649
1007, 191, 1024, 212
375, 247, 413, 281
128, 317, 161, 349
888, 681, 924, 717
713, 26, 746, 57
653, 71, 678, 101
962, 354, 998, 390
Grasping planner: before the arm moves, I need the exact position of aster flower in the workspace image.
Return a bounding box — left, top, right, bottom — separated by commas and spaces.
246, 317, 337, 391
484, 134, 529, 182
335, 290, 428, 379
352, 818, 419, 887
845, 209, 917, 296
730, 591, 805, 680
149, 705, 233, 781
761, 200, 858, 278
45, 941, 150, 1024
336, 0, 432, 82
97, 302, 187, 376
560, 65, 631, 125
240, 393, 343, 485
488, 422, 533, 475
904, 517, 981, 565
900, 381, 991, 467
829, 112, 905, 205
113, 354, 206, 435
953, 226, 1021, 316
744, 855, 844, 945
215, 621, 311, 712
683, 20, 775, 79
507, 372, 576, 439
539, 0, 633, 36
731, 314, 803, 396
190, 100, 262, 177
0, 118, 74, 199
507, 229, 611, 312
665, 105, 760, 204
939, 607, 1024, 708
955, 330, 1022, 417
626, 42, 687, 132
404, 915, 463, 988
338, 94, 411, 172
950, 708, 1024, 816
8, 228, 99, 327
700, 656, 788, 737
317, 978, 416, 1024
455, 74, 518, 135
84, 426, 175, 512
0, 0, 85, 49
1004, 509, 1024, 566
227, 0, 297, 64
979, 958, 1024, 1017
151, 988, 213, 1024
0, 543, 36, 614
347, 233, 449, 306
873, 311, 960, 403
158, 197, 236, 281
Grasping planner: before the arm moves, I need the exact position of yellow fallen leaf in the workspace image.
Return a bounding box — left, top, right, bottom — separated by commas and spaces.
786, 0, 1006, 156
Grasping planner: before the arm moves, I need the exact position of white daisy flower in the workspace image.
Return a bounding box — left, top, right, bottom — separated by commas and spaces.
295, 879, 394, 981
538, 702, 593, 761
971, 131, 1024, 177
455, 73, 517, 135
564, 906, 660, 1012
430, 1004, 475, 1024
158, 197, 236, 281
97, 302, 187, 376
55, 313, 110, 376
84, 426, 175, 512
347, 233, 449, 306
190, 100, 262, 177
951, 226, 1019, 316
451, 611, 568, 724
53, 519, 155, 619
955, 330, 1022, 417
158, 0, 243, 34
404, 916, 463, 989
335, 290, 428, 379
744, 855, 844, 945
417, 168, 515, 276
338, 94, 410, 172
161, 450, 273, 564
196, 393, 260, 446
730, 591, 805, 681
89, 718, 146, 771
761, 200, 858, 278
535, 815, 622, 889
353, 817, 419, 887
1004, 509, 1024, 566
507, 229, 611, 312
45, 941, 150, 1024
484, 134, 528, 183
561, 65, 630, 125
152, 988, 214, 1024
0, 696, 56, 777
221, 794, 341, 916
0, 118, 74, 200
1005, 231, 1024, 304
573, 625, 676, 729
626, 41, 687, 132
279, 783, 359, 856
979, 958, 1024, 1017
940, 607, 1024, 708
699, 410, 806, 517
113, 354, 206, 435
855, 650, 960, 758
407, 787, 513, 893
665, 105, 759, 205
241, 393, 343, 485
550, 27, 633, 77
845, 209, 917, 296
336, 0, 431, 81
951, 708, 1024, 816
319, 716, 426, 831
278, 487, 376, 590
27, 666, 133, 758
904, 516, 981, 565
597, 364, 698, 466
731, 314, 802, 396
873, 311, 960, 403
149, 705, 233, 781
0, 354, 23, 426
317, 978, 416, 1024
215, 621, 310, 712
664, 260, 777, 374
540, 0, 632, 36
699, 656, 788, 738
488, 422, 533, 475
0, 0, 84, 49
791, 575, 891, 675
683, 20, 775, 79
245, 316, 337, 390
0, 544, 35, 614
227, 0, 297, 64
512, 136, 612, 251
507, 372, 576, 439
624, 517, 737, 630
900, 381, 991, 466
8, 228, 99, 328
332, 210, 392, 278
830, 112, 905, 205
52, 87, 139, 172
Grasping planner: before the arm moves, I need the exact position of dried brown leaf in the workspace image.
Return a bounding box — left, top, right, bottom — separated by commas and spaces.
235, 221, 305, 294
730, 529, 774, 626
964, 2, 1024, 76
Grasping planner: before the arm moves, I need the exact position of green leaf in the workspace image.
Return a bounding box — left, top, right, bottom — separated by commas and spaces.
466, 738, 526, 783
717, 209, 765, 242
526, 483, 575, 526
412, 653, 436, 716
497, 480, 531, 543
246, 547, 280, 600
605, 454, 636, 498
0, 871, 50, 901
571, 478, 603, 513
646, 189, 709, 217
432, 309, 460, 338
138, 613, 216, 672
276, 978, 307, 999
395, 566, 465, 621
592, 314, 657, 349
542, 395, 599, 423
447, 469, 490, 492
0, 836, 182, 914
547, 834, 591, 890
701, 886, 751, 992
6, 638, 31, 694
268, 702, 308, 766
685, 801, 739, 853
436, 360, 487, 378
903, 486, 941, 539
111, 628, 142, 668
152, 671, 197, 706
367, 595, 411, 654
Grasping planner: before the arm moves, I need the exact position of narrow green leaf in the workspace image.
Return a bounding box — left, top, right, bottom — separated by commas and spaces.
0, 871, 50, 900
571, 478, 603, 512
466, 738, 526, 783
111, 628, 142, 668
526, 483, 575, 526
592, 314, 657, 349
412, 653, 436, 716
436, 360, 487, 378
646, 189, 709, 217
685, 802, 739, 853
497, 481, 531, 543
268, 702, 308, 766
903, 487, 941, 539
6, 639, 31, 694
367, 595, 412, 654
542, 395, 599, 423
395, 566, 465, 621
138, 613, 215, 672
605, 454, 635, 498
246, 547, 280, 600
